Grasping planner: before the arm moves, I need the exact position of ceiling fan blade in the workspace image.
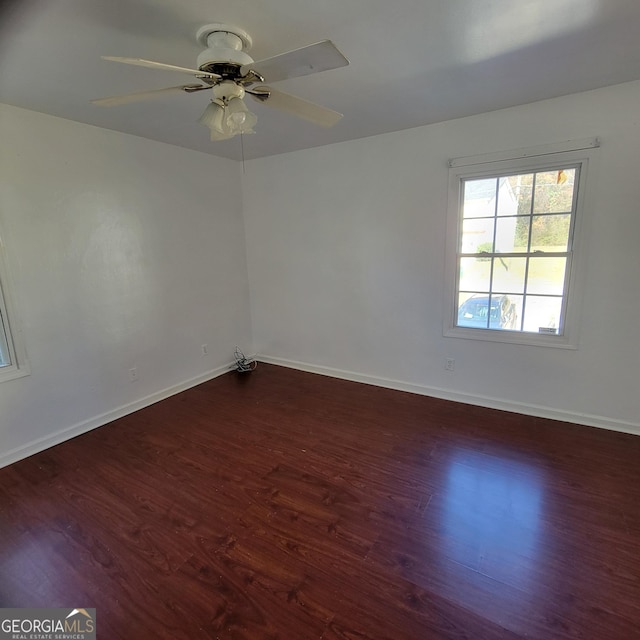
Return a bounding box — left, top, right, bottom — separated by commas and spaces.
101, 56, 220, 79
91, 84, 208, 107
251, 86, 343, 127
241, 40, 348, 83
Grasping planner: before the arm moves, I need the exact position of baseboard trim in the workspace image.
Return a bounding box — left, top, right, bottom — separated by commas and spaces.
0, 361, 237, 470
257, 355, 640, 437
5, 354, 636, 470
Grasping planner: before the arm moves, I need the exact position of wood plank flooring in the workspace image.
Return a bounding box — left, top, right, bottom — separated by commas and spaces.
1, 363, 639, 639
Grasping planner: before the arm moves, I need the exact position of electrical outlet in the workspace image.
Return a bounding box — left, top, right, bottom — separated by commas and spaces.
201, 344, 208, 355
445, 358, 455, 372
128, 367, 138, 382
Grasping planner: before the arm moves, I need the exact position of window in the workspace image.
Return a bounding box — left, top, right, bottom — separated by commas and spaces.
444, 140, 597, 348
0, 292, 12, 366
0, 241, 28, 382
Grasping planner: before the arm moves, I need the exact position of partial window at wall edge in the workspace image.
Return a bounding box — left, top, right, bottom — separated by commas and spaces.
0, 247, 29, 382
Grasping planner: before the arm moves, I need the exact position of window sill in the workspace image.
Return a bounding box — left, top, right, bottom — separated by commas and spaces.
444, 326, 578, 349
0, 362, 30, 383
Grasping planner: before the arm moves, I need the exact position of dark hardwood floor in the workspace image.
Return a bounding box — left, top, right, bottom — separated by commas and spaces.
1, 363, 639, 639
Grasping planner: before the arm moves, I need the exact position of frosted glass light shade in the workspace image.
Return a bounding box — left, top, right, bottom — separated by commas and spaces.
199, 97, 257, 140
225, 97, 257, 134
198, 101, 234, 140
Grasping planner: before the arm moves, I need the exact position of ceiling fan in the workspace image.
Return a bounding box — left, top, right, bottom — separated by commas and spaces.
92, 23, 349, 141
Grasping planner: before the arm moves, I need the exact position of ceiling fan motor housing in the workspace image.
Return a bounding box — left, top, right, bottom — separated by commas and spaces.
196, 24, 254, 73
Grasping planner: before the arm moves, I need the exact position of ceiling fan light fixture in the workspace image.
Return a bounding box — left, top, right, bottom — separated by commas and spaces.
209, 128, 235, 142
198, 101, 234, 140
198, 97, 256, 140
225, 96, 257, 134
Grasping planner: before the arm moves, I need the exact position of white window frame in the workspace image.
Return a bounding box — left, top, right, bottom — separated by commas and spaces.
443, 139, 598, 349
0, 234, 29, 382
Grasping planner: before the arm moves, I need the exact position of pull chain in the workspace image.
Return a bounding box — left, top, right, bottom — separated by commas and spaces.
240, 132, 246, 173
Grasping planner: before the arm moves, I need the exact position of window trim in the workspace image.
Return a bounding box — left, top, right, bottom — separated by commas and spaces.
443, 142, 598, 349
0, 234, 29, 382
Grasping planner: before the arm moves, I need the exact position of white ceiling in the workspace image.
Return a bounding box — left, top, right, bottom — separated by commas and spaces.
2, 0, 640, 161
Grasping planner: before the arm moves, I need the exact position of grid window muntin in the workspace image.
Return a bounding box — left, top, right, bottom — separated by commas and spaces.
456, 164, 580, 336
444, 144, 595, 348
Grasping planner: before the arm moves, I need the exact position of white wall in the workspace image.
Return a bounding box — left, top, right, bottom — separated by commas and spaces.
2, 80, 639, 469
0, 105, 252, 465
243, 80, 640, 434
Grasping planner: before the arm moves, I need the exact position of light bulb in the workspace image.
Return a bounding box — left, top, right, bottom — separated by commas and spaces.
225, 97, 257, 134
228, 112, 247, 127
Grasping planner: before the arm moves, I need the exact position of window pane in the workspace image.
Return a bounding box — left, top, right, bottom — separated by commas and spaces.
457, 294, 489, 329
504, 174, 534, 216
489, 294, 519, 330
496, 177, 518, 217
461, 218, 495, 253
522, 296, 563, 333
530, 214, 571, 251
0, 310, 11, 367
527, 257, 567, 295
509, 294, 524, 331
533, 169, 576, 214
457, 294, 519, 330
459, 257, 491, 292
495, 217, 528, 253
463, 178, 497, 218
492, 257, 526, 294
